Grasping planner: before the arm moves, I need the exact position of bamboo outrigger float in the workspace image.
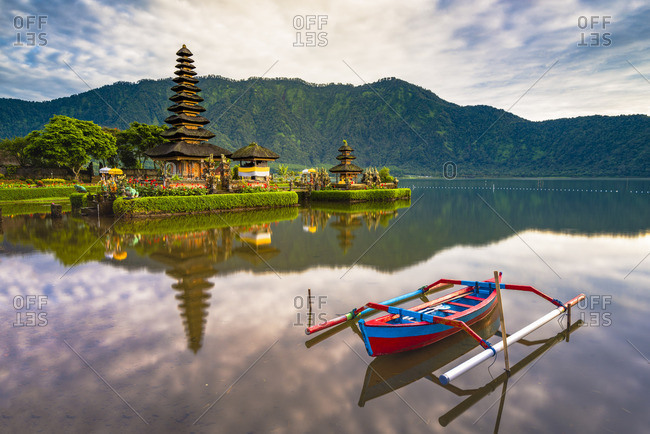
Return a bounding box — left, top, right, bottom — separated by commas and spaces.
306, 272, 585, 382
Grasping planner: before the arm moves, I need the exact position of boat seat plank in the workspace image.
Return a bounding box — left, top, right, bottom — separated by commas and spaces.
464, 295, 485, 301
447, 301, 473, 308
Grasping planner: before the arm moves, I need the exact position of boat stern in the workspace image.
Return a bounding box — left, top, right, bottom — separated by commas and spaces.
357, 319, 376, 357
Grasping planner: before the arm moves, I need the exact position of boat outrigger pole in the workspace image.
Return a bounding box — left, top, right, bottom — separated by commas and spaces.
439, 293, 585, 385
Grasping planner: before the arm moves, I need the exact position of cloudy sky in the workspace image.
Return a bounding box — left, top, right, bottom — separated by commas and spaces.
1, 0, 648, 121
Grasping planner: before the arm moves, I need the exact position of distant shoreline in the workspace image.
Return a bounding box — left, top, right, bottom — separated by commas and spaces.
401, 176, 650, 180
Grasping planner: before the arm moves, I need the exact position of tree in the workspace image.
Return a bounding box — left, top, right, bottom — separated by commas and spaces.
116, 122, 167, 168
276, 164, 288, 180
24, 115, 117, 181
379, 166, 394, 183
0, 136, 31, 166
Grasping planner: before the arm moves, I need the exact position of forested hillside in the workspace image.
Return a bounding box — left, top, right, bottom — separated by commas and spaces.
1, 76, 647, 176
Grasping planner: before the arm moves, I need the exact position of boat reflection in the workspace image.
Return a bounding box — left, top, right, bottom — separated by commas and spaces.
438, 319, 583, 428
356, 311, 583, 429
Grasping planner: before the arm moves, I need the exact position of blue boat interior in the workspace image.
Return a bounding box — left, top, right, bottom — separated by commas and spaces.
389, 290, 488, 324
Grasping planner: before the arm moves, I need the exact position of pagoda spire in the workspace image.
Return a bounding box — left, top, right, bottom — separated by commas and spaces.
146, 44, 231, 179
329, 140, 363, 185
162, 45, 215, 143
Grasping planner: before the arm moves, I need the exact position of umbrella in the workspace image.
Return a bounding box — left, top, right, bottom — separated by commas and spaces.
108, 168, 123, 175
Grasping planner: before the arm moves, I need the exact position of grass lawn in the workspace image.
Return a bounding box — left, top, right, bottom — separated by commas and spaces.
0, 197, 70, 216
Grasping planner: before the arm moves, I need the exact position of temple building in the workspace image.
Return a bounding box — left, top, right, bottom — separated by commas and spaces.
329, 140, 363, 185
231, 142, 279, 181
146, 45, 231, 178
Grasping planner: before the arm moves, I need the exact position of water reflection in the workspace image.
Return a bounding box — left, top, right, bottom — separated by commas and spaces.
437, 319, 584, 429
0, 179, 648, 432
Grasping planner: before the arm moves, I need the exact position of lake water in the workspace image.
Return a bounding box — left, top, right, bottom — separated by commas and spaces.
1, 179, 649, 433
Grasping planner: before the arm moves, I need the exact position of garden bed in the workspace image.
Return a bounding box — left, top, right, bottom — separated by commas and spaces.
308, 188, 411, 203
0, 186, 99, 201
113, 191, 299, 217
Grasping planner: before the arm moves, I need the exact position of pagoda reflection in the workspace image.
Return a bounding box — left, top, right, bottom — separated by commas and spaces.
130, 227, 236, 353
329, 213, 364, 254
300, 206, 404, 254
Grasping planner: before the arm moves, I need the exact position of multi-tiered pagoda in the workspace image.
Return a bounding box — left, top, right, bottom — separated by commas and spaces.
329, 140, 363, 185
146, 45, 231, 178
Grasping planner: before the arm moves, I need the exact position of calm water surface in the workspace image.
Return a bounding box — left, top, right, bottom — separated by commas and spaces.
1, 179, 649, 433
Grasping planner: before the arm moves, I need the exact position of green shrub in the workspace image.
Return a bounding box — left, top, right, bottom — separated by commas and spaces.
69, 193, 90, 209
41, 178, 68, 185
309, 188, 411, 202
0, 186, 99, 201
25, 178, 34, 185
114, 191, 298, 216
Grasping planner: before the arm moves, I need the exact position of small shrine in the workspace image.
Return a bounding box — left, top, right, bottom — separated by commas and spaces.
146, 45, 231, 178
329, 140, 363, 186
231, 142, 279, 181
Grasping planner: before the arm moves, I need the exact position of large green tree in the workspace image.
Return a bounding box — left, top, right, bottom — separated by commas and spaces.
0, 136, 31, 166
25, 115, 117, 180
116, 122, 167, 168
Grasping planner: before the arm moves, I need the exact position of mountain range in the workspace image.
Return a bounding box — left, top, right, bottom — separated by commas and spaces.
1, 76, 648, 176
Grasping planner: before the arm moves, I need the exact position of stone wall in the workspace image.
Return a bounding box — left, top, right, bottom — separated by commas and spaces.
0, 165, 90, 181
122, 168, 159, 178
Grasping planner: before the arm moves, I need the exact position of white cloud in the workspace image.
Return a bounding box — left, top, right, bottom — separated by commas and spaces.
1, 0, 649, 118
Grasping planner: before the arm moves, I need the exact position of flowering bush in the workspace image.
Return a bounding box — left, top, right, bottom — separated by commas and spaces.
130, 178, 208, 197
0, 179, 76, 189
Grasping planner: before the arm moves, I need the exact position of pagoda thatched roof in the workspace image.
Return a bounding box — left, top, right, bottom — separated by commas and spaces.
176, 45, 193, 56
338, 142, 353, 152
171, 83, 201, 93
329, 163, 363, 173
176, 56, 194, 63
174, 69, 197, 77
175, 63, 195, 70
231, 142, 279, 161
173, 76, 199, 85
169, 92, 203, 103
168, 103, 205, 113
165, 113, 210, 125
161, 126, 215, 140
146, 141, 231, 159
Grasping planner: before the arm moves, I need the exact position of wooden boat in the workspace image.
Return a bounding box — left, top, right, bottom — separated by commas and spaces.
306, 273, 585, 380
359, 307, 501, 406
358, 277, 499, 356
